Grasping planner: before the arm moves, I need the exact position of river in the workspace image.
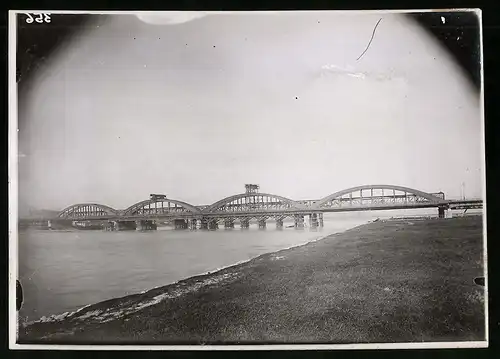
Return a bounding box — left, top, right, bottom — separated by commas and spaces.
18, 208, 458, 322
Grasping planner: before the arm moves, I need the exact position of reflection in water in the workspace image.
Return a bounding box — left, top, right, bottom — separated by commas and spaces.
18, 209, 470, 321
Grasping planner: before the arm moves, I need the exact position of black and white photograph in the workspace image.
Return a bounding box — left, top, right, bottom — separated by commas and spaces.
9, 9, 486, 349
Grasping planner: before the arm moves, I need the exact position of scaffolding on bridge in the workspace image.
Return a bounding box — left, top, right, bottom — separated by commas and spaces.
245, 184, 260, 194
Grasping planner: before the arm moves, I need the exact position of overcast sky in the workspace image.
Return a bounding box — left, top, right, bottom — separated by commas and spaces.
17, 12, 483, 213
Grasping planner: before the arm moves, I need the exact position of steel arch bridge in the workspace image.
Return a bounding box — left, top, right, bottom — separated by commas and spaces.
204, 192, 307, 214
122, 198, 203, 218
55, 184, 464, 222
312, 185, 447, 211
58, 203, 120, 219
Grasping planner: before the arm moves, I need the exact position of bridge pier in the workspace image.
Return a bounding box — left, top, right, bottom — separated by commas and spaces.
188, 219, 198, 230
318, 212, 324, 227
208, 220, 219, 230
174, 219, 188, 230
309, 213, 319, 228
276, 219, 284, 229
258, 219, 267, 229
224, 219, 235, 229
438, 206, 446, 219
104, 221, 115, 231
240, 219, 250, 229
138, 220, 156, 231
294, 215, 305, 229
200, 218, 209, 230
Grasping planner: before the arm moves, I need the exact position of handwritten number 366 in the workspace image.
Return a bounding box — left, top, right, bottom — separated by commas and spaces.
25, 13, 51, 24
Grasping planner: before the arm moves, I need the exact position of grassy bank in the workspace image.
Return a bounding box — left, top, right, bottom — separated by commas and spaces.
19, 216, 485, 344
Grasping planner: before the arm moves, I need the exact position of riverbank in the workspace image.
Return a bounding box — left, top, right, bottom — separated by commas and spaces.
18, 216, 485, 345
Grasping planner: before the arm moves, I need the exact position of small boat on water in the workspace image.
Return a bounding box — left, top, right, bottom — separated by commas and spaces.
72, 221, 104, 230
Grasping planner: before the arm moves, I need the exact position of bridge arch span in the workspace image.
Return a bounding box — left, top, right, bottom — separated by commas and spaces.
314, 184, 446, 209
122, 198, 202, 216
204, 193, 306, 213
58, 203, 119, 219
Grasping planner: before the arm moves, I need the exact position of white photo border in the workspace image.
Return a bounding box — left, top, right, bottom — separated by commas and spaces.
8, 8, 488, 350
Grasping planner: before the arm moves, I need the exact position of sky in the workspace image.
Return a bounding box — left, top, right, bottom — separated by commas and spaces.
17, 12, 483, 214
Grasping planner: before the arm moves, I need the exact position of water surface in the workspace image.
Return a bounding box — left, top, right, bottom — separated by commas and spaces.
18, 209, 455, 321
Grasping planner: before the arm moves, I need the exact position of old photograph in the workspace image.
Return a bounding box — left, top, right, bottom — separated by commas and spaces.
9, 10, 486, 349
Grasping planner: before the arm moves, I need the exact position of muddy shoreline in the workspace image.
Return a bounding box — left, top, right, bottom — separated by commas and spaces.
18, 216, 485, 345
